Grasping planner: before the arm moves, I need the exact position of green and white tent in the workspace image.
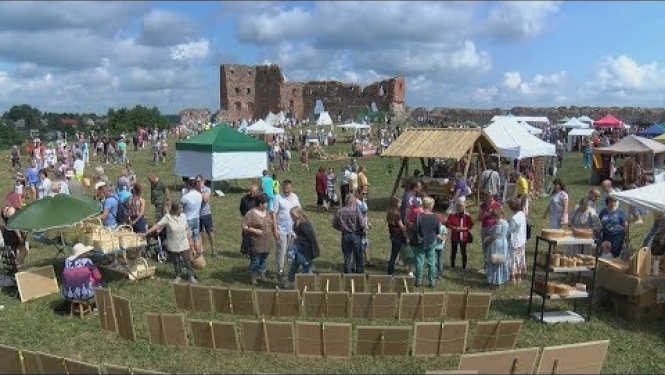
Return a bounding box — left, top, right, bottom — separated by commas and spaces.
175, 125, 268, 181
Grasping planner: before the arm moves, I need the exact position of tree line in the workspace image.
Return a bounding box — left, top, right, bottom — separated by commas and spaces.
0, 104, 178, 148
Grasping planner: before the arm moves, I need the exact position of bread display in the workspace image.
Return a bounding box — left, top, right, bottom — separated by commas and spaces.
546, 282, 557, 295
575, 283, 587, 291
563, 229, 573, 237
572, 228, 594, 239
555, 284, 571, 297
542, 229, 565, 239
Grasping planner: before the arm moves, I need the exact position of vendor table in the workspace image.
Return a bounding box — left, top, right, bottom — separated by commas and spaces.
527, 236, 598, 324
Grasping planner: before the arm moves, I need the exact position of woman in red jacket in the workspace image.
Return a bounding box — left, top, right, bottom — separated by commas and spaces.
315, 166, 328, 211
446, 201, 474, 269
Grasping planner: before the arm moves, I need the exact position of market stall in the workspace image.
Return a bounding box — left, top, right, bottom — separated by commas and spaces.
382, 128, 498, 205
595, 182, 665, 320
591, 135, 665, 185
567, 128, 596, 152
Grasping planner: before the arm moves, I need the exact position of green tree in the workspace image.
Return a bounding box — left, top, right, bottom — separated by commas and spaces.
107, 105, 169, 134
2, 104, 42, 129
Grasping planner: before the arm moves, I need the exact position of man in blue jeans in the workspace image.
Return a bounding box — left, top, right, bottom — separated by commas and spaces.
332, 195, 366, 273
180, 178, 203, 255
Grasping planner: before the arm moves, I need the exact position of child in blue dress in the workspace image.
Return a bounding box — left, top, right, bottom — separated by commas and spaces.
485, 208, 511, 288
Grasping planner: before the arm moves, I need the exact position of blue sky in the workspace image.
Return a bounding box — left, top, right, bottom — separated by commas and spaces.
1, 1, 665, 114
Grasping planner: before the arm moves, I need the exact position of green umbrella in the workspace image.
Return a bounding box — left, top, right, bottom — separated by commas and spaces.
6, 194, 101, 232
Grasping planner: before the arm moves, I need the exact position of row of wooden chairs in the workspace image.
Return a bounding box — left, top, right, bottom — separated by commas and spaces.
173, 283, 493, 321
145, 315, 523, 358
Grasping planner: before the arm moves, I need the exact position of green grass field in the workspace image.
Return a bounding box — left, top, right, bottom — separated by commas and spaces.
0, 138, 663, 374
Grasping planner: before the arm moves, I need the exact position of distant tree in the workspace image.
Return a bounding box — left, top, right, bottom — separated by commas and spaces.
0, 121, 24, 148
2, 104, 42, 129
107, 105, 169, 134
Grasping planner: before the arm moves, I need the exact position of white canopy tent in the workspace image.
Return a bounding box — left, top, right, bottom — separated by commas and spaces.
613, 182, 665, 213
567, 128, 596, 151
518, 121, 543, 135
337, 122, 371, 130
265, 111, 286, 126
238, 119, 249, 133
577, 115, 594, 124
316, 111, 333, 126
491, 115, 550, 124
483, 120, 556, 159
560, 117, 590, 129
246, 119, 285, 135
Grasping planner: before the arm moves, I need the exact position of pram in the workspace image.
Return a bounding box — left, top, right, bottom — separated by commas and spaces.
143, 227, 168, 263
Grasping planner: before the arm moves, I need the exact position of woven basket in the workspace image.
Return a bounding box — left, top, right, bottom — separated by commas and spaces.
128, 257, 156, 281
192, 252, 206, 270
116, 225, 136, 249
93, 227, 119, 254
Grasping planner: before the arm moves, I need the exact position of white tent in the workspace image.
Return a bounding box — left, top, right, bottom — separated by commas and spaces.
238, 119, 249, 133
337, 122, 371, 130
265, 111, 286, 126
518, 121, 543, 135
246, 119, 285, 135
613, 182, 665, 213
491, 115, 550, 124
175, 126, 268, 181
577, 115, 594, 124
316, 111, 333, 126
483, 121, 556, 159
560, 117, 590, 129
567, 128, 596, 151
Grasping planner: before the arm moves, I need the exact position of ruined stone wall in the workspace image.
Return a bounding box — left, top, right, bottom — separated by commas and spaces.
220, 63, 405, 122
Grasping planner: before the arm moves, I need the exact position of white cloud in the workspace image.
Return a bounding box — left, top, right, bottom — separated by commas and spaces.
502, 72, 522, 90
502, 70, 566, 95
137, 9, 198, 47
589, 55, 665, 91
169, 39, 210, 61
474, 86, 499, 102
482, 1, 563, 41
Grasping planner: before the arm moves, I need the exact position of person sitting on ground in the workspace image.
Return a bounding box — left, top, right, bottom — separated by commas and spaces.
61, 243, 103, 301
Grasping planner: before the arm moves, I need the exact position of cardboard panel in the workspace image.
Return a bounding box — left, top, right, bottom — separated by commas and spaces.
145, 313, 163, 345
241, 320, 268, 353
343, 274, 366, 293
459, 347, 541, 374
398, 293, 446, 321
413, 321, 469, 357
191, 285, 213, 313
355, 326, 411, 356
105, 364, 131, 375
36, 351, 67, 375
536, 340, 610, 375
394, 276, 416, 294
20, 350, 41, 375
64, 358, 101, 374
210, 286, 232, 315
295, 274, 317, 292
446, 291, 491, 320
295, 322, 352, 359
470, 321, 523, 352
0, 344, 22, 374
93, 287, 117, 333
368, 275, 394, 293
161, 314, 188, 347
256, 290, 300, 318
318, 273, 342, 292
112, 295, 136, 342
426, 372, 478, 375
230, 288, 256, 316
172, 283, 192, 311
302, 291, 349, 318
190, 320, 239, 351
15, 265, 59, 302
266, 321, 296, 355
351, 293, 397, 319
131, 368, 167, 375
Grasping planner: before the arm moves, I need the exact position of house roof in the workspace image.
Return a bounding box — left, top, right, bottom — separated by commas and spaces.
382, 128, 496, 160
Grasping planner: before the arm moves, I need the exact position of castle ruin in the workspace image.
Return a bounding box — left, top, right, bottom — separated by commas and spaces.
219, 64, 405, 122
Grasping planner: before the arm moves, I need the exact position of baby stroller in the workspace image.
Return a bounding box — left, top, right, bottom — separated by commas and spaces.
143, 227, 168, 263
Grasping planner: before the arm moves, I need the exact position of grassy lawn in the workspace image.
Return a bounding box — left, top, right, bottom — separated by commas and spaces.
0, 136, 663, 374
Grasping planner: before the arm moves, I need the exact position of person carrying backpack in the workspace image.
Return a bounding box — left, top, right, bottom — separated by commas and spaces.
98, 184, 128, 229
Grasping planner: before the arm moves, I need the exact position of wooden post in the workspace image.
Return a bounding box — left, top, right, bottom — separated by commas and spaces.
160, 314, 167, 345
351, 279, 355, 294
493, 320, 502, 350
391, 158, 408, 196
321, 323, 327, 358
437, 322, 445, 356
403, 278, 409, 294
510, 357, 519, 375
420, 157, 427, 175
476, 141, 486, 203
463, 287, 470, 320
228, 289, 234, 315
209, 321, 217, 349
380, 332, 386, 356
419, 293, 425, 321
262, 319, 270, 353
463, 147, 473, 181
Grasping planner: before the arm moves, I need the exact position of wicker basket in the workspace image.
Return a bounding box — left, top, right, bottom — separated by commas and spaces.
127, 257, 156, 281
93, 227, 119, 254
116, 225, 145, 249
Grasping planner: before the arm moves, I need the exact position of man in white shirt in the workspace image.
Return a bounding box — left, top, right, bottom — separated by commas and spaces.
272, 179, 301, 282
180, 178, 203, 254
480, 162, 501, 199
72, 152, 85, 181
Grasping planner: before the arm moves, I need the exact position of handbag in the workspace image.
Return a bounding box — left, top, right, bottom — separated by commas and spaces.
490, 253, 506, 265
192, 251, 206, 270
401, 245, 415, 262
409, 215, 424, 246
526, 223, 533, 240
467, 232, 474, 244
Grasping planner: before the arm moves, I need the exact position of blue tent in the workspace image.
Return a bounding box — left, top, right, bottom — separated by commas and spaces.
636, 123, 665, 138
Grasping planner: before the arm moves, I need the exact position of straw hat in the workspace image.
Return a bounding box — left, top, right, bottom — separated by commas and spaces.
71, 243, 94, 258
81, 178, 91, 187
65, 170, 75, 179
94, 181, 107, 190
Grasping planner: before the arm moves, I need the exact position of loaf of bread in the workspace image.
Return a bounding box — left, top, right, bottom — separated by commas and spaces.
542, 229, 565, 239
573, 228, 594, 239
